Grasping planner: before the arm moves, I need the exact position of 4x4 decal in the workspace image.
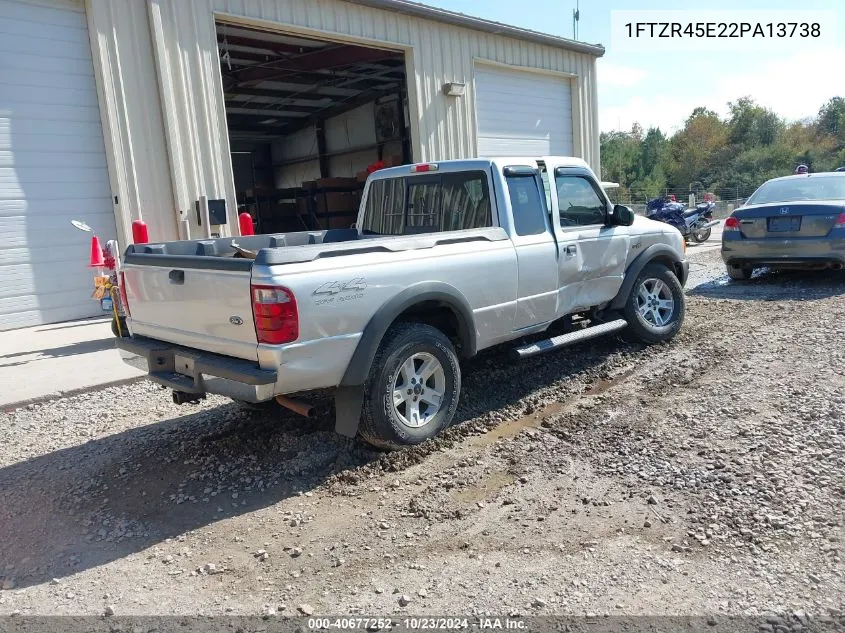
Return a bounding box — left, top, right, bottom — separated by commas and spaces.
313, 278, 368, 295
313, 278, 367, 305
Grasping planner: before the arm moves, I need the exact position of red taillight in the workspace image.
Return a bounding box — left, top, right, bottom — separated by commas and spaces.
251, 285, 298, 345
724, 217, 740, 232
118, 271, 131, 317
834, 212, 845, 229
410, 163, 438, 173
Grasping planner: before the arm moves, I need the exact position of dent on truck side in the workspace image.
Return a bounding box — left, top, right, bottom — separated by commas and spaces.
333, 282, 478, 438
610, 242, 687, 311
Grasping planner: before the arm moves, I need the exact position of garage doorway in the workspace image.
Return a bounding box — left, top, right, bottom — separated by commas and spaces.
216, 22, 412, 234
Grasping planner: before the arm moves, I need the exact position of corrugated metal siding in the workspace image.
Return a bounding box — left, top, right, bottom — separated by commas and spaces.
90, 0, 600, 239
86, 0, 177, 244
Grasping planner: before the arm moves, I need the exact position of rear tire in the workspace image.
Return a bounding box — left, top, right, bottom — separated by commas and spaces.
623, 263, 685, 344
359, 322, 461, 450
727, 264, 753, 281
691, 226, 711, 243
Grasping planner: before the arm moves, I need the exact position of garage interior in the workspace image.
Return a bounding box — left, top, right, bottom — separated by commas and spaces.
217, 23, 412, 234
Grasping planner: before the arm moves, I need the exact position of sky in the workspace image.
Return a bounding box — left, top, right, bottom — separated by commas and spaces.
421, 0, 845, 134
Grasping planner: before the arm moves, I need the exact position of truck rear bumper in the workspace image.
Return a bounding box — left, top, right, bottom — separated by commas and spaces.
116, 336, 277, 403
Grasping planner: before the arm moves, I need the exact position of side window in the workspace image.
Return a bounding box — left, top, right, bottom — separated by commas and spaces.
361, 178, 407, 235
506, 175, 548, 236
555, 175, 607, 227
441, 171, 492, 230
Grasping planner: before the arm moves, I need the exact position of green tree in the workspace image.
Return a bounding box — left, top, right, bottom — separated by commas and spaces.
817, 97, 845, 142
599, 96, 844, 202
668, 108, 728, 192
727, 97, 783, 147
637, 127, 670, 181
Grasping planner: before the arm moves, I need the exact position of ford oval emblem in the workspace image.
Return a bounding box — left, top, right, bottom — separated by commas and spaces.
229, 316, 244, 326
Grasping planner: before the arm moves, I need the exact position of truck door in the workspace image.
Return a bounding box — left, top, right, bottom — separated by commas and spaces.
501, 166, 559, 331
544, 160, 629, 313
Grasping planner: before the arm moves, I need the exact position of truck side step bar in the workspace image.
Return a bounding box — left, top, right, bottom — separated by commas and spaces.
512, 318, 628, 359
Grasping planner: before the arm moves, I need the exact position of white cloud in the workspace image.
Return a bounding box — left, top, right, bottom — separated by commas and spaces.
599, 50, 845, 133
600, 94, 713, 135
597, 61, 648, 88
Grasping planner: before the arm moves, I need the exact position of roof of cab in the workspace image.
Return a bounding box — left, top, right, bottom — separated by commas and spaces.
368, 156, 592, 179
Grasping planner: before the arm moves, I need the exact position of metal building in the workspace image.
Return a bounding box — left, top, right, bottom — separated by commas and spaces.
0, 0, 603, 330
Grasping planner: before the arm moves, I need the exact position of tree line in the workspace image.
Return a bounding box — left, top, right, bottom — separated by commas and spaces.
600, 96, 845, 204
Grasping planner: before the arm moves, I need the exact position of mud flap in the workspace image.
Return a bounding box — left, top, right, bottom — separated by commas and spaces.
334, 386, 364, 438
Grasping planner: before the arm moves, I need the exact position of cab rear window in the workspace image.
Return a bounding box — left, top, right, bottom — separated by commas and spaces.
360, 172, 492, 235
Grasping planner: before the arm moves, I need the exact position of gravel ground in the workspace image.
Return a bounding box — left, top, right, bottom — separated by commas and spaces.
0, 248, 843, 623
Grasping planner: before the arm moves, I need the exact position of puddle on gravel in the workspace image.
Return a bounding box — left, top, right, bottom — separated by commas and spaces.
584, 367, 638, 396
473, 366, 642, 447
452, 470, 516, 505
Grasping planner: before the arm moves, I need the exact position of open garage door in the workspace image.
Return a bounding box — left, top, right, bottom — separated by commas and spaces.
0, 0, 116, 330
474, 64, 574, 158
217, 22, 412, 235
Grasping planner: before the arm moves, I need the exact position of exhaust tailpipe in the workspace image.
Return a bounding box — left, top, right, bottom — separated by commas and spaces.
172, 390, 206, 405
275, 395, 317, 418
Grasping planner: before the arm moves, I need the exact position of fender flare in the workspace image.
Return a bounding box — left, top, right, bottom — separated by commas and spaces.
610, 244, 687, 311
334, 282, 477, 437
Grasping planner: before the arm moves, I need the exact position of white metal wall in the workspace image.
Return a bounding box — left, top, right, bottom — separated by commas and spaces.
86, 0, 601, 241
86, 0, 177, 246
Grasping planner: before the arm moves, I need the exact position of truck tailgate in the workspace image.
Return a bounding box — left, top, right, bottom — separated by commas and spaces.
122, 263, 258, 361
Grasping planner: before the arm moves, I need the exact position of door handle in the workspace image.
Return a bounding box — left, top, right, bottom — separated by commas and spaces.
564, 245, 577, 256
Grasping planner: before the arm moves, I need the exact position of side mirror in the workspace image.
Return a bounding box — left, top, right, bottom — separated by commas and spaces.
611, 204, 635, 227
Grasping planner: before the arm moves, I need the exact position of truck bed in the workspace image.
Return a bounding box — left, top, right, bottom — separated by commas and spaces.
124, 227, 507, 267
121, 226, 509, 362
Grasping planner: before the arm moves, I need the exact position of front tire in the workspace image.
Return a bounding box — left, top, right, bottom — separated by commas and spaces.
623, 263, 685, 344
359, 322, 461, 450
727, 264, 753, 281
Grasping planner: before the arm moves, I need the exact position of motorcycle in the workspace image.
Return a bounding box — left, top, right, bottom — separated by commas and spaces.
645, 198, 719, 243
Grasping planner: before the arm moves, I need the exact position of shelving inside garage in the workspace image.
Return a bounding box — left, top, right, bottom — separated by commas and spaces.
217, 22, 412, 234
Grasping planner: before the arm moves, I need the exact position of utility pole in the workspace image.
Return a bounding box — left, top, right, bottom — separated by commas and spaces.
573, 0, 580, 40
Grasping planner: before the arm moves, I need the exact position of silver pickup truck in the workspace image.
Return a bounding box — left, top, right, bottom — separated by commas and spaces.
117, 157, 688, 448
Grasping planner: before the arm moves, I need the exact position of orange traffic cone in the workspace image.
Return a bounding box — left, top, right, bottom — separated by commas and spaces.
89, 235, 105, 267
